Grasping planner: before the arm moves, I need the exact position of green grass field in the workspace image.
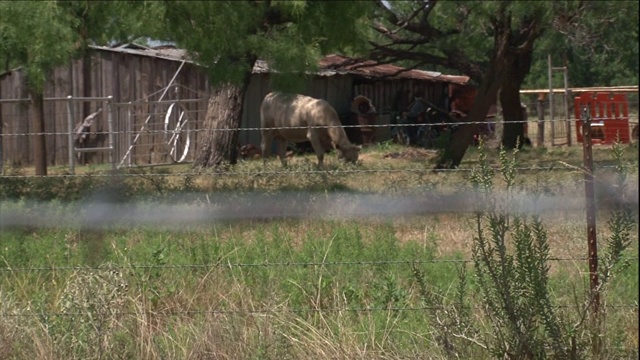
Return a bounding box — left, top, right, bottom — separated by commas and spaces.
0, 143, 638, 359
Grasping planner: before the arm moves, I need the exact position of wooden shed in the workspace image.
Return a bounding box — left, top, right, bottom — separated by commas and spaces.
239, 54, 469, 147
0, 43, 210, 168
0, 45, 469, 167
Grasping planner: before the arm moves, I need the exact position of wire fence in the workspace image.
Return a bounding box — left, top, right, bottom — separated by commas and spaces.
2, 256, 638, 314
0, 94, 638, 356
0, 165, 632, 179
0, 93, 637, 173
3, 304, 638, 319
3, 256, 638, 273
2, 257, 637, 318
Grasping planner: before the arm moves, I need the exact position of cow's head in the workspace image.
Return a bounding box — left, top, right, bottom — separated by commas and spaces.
337, 144, 360, 164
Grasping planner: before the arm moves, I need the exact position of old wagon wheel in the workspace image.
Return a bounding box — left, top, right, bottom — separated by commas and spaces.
164, 102, 192, 163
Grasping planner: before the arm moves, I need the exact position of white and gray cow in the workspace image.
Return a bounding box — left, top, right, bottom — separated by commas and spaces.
260, 92, 360, 167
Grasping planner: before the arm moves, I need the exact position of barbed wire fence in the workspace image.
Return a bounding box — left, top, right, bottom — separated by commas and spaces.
0, 93, 638, 355
0, 92, 637, 175
1, 258, 638, 321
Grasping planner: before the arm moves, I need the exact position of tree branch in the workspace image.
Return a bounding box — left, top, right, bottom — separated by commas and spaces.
373, 0, 455, 40
371, 21, 432, 46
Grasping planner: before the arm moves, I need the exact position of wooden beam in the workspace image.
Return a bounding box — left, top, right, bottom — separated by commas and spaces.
520, 85, 638, 94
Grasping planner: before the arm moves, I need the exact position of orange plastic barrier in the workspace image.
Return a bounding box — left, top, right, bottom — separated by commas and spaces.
574, 92, 630, 144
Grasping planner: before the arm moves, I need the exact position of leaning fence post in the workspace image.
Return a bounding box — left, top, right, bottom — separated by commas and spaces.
581, 106, 600, 319
67, 95, 76, 175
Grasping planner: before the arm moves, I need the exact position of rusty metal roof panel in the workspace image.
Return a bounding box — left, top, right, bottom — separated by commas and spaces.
319, 54, 469, 85
87, 45, 468, 85
252, 59, 346, 77
89, 45, 193, 63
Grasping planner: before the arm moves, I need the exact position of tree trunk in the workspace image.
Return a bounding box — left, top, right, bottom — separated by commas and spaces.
437, 81, 502, 169
29, 89, 47, 176
194, 73, 252, 167
436, 58, 510, 169
501, 50, 534, 149
435, 6, 514, 169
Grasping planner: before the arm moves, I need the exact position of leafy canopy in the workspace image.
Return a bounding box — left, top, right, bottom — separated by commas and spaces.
56, 1, 164, 48
157, 1, 373, 92
524, 1, 638, 87
0, 1, 161, 92
0, 1, 77, 92
374, 1, 637, 88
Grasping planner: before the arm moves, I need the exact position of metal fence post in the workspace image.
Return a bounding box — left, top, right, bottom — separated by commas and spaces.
563, 56, 572, 146
548, 55, 555, 144
106, 96, 116, 171
127, 102, 132, 167
581, 106, 599, 318
537, 93, 546, 147
67, 95, 76, 175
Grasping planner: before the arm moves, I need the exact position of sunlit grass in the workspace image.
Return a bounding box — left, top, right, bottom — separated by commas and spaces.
0, 142, 638, 359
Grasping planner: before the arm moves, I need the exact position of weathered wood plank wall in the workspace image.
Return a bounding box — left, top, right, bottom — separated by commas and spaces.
1, 48, 453, 167
0, 48, 210, 167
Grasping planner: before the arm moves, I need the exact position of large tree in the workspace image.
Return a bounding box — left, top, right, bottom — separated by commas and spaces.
368, 0, 546, 168
157, 1, 373, 167
526, 1, 639, 89
0, 2, 77, 175
369, 1, 638, 165
0, 1, 157, 174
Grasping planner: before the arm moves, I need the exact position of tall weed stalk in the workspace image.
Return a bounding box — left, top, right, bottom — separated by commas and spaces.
414, 140, 636, 359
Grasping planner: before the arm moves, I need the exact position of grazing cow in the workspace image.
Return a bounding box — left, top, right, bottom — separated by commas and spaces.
260, 92, 360, 167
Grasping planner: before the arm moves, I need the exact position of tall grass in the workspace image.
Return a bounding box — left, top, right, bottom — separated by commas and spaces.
0, 143, 637, 359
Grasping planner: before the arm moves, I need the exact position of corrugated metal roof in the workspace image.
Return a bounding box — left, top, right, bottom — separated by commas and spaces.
88, 45, 469, 85
319, 54, 469, 85
254, 54, 468, 84
89, 44, 193, 63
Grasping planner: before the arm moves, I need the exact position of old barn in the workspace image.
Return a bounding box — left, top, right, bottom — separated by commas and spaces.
0, 43, 209, 167
0, 44, 469, 168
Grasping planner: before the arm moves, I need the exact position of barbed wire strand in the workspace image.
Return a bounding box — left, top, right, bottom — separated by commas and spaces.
1, 163, 635, 178
3, 257, 637, 273
1, 117, 635, 137
2, 303, 637, 318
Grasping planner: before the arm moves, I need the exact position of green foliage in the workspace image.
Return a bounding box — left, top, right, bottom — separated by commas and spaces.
599, 141, 635, 289
429, 1, 504, 61
57, 1, 163, 48
158, 1, 373, 92
0, 170, 110, 202
0, 2, 77, 92
379, 1, 637, 87
0, 1, 162, 90
469, 144, 575, 358
0, 145, 637, 358
525, 1, 639, 88
460, 142, 636, 359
